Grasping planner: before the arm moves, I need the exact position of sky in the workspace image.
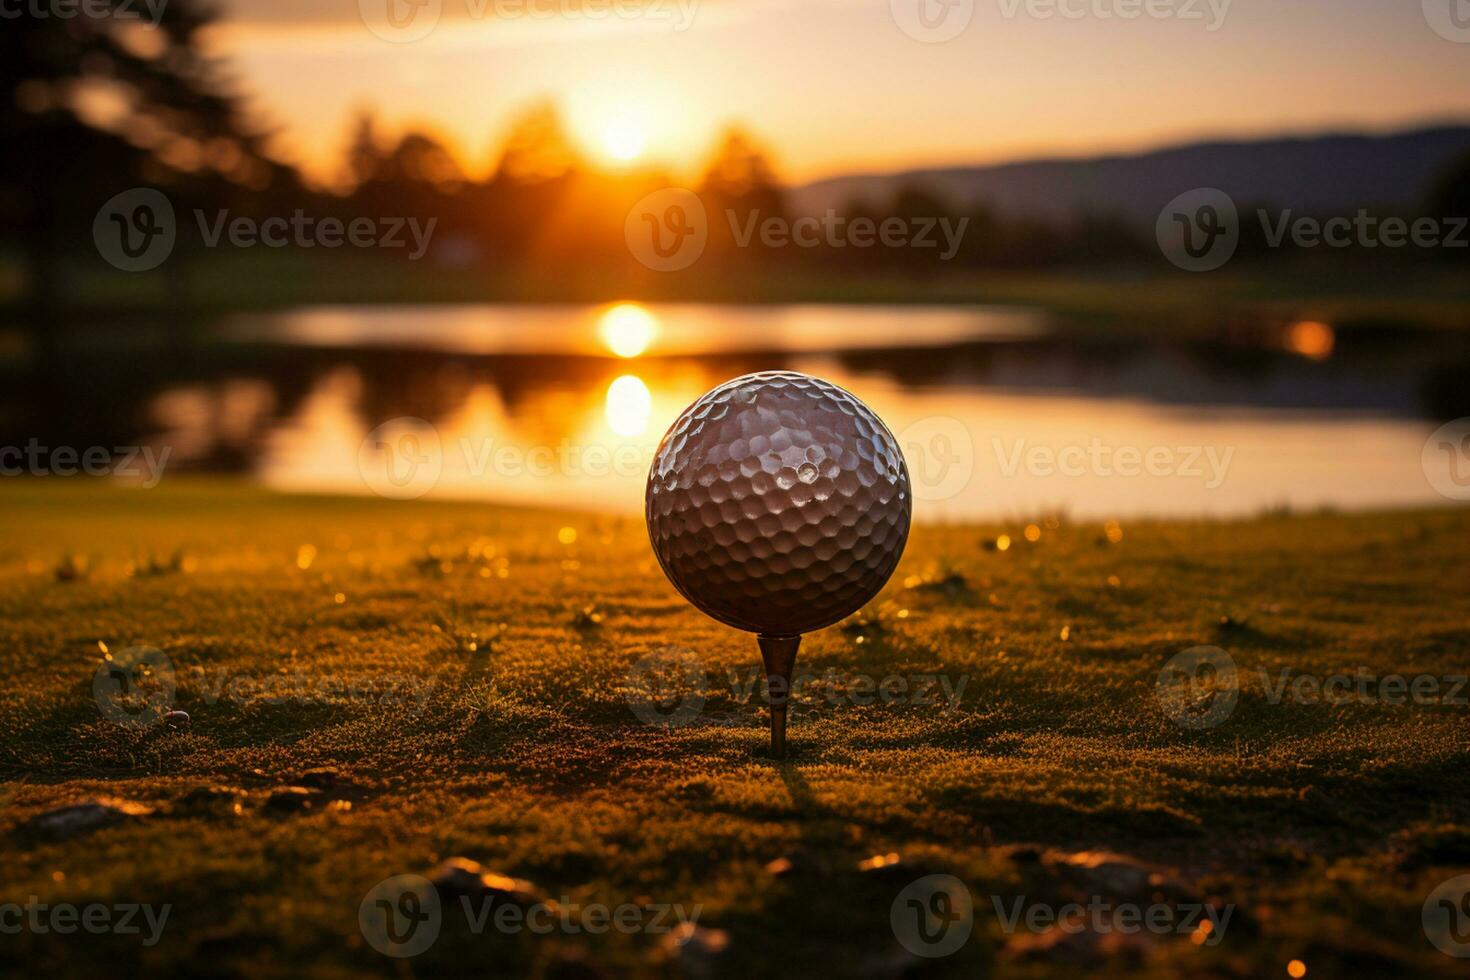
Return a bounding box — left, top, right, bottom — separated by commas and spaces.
205, 0, 1470, 186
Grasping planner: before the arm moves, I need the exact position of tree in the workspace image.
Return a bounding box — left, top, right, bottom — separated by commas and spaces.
491, 102, 580, 184
1428, 152, 1470, 262
0, 0, 286, 361
344, 108, 386, 189
698, 126, 785, 259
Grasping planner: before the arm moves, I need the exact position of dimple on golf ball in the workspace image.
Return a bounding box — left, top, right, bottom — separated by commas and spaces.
645, 371, 912, 636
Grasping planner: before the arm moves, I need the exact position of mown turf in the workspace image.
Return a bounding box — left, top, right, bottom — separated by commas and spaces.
0, 480, 1467, 978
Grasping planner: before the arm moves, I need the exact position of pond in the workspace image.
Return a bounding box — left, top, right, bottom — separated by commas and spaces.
14, 302, 1465, 520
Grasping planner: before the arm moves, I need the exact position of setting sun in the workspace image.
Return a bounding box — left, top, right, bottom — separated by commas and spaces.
597, 116, 647, 163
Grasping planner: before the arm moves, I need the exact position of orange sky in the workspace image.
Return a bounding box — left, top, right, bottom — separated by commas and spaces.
207, 0, 1470, 186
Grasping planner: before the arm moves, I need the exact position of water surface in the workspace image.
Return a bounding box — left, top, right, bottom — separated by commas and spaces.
22, 302, 1464, 520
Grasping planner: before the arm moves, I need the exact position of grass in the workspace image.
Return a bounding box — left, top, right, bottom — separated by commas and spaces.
1, 479, 1468, 978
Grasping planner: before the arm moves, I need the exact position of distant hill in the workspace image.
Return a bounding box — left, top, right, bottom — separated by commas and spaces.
787, 124, 1470, 225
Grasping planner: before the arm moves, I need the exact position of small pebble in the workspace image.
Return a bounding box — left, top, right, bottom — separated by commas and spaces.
665, 922, 730, 976
262, 787, 323, 814
22, 800, 153, 840
857, 851, 904, 873
298, 767, 340, 790
427, 857, 549, 907
173, 786, 243, 818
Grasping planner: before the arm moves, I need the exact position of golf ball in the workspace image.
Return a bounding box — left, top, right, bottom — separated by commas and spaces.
646, 371, 912, 636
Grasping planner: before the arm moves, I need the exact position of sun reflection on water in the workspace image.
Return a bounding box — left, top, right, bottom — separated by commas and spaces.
598, 303, 658, 358
154, 306, 1446, 519
605, 374, 652, 436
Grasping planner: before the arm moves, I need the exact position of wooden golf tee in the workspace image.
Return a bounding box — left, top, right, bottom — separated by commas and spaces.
757, 634, 801, 758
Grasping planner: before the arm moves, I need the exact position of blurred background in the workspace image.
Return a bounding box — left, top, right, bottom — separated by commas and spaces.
4, 0, 1470, 518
